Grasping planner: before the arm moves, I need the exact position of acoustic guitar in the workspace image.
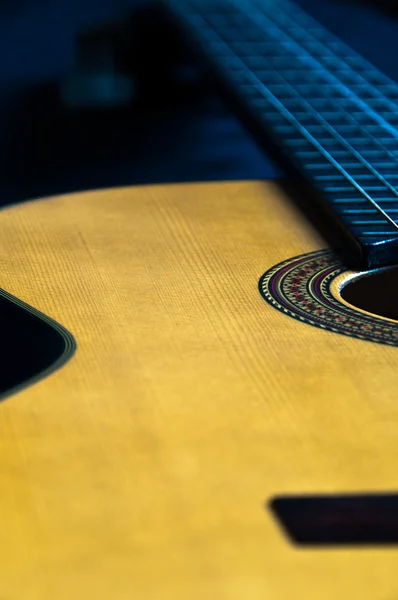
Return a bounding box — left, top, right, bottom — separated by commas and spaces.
2, 0, 398, 598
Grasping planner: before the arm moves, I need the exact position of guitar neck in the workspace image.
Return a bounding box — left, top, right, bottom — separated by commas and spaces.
161, 0, 398, 269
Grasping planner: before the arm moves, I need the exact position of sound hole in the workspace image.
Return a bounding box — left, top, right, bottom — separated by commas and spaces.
341, 267, 398, 322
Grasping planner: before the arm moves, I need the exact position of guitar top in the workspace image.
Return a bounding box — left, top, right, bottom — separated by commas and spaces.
1, 1, 398, 599
0, 181, 396, 600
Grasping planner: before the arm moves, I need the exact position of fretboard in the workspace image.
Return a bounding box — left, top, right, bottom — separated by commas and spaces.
161, 0, 398, 268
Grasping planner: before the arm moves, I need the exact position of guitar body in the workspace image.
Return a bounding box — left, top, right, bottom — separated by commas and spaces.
1, 180, 397, 599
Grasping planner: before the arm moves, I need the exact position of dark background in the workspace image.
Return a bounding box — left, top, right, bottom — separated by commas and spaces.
1, 0, 398, 207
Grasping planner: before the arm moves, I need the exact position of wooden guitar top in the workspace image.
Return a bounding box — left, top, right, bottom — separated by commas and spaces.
0, 180, 397, 599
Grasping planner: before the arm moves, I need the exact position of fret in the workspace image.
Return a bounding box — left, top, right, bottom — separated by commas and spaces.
331, 197, 398, 204
325, 186, 396, 193
341, 208, 398, 214
307, 163, 337, 170
329, 198, 375, 204
364, 97, 398, 108
311, 173, 346, 181
351, 220, 394, 225
341, 189, 398, 199
298, 150, 382, 160
343, 162, 398, 170
320, 186, 398, 206
301, 150, 398, 160
313, 175, 352, 182
358, 231, 398, 238
324, 186, 370, 193
274, 125, 368, 136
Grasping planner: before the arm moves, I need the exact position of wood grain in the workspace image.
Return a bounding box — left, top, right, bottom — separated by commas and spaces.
0, 180, 397, 599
